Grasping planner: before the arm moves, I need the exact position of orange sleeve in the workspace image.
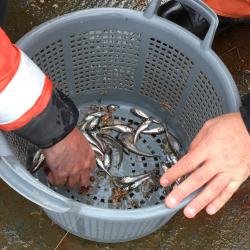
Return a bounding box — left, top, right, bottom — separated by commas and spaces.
0, 28, 52, 131
204, 0, 250, 18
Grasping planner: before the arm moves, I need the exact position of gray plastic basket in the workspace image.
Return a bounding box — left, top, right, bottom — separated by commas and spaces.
0, 0, 240, 243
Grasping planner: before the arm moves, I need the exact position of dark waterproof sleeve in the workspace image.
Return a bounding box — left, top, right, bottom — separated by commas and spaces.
14, 89, 79, 149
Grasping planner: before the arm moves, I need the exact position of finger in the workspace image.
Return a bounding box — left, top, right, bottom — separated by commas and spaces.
164, 161, 215, 208
206, 181, 241, 215
48, 172, 67, 186
160, 146, 207, 187
183, 174, 230, 218
80, 171, 91, 187
67, 174, 81, 188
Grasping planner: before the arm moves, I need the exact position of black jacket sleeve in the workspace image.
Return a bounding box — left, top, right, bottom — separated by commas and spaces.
14, 89, 79, 149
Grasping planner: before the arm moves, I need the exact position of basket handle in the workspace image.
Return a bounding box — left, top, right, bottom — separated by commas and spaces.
0, 155, 74, 213
144, 0, 219, 50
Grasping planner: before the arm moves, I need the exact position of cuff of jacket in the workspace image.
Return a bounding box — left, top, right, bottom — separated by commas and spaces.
14, 89, 79, 149
240, 93, 250, 134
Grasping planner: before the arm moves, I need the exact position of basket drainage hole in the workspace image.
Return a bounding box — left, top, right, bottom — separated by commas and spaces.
155, 202, 160, 205
129, 193, 135, 197
132, 169, 136, 173
101, 199, 105, 203
128, 119, 133, 123
141, 156, 146, 161
140, 200, 145, 204
151, 150, 155, 154
131, 163, 135, 167
154, 157, 158, 161
156, 139, 161, 143
142, 139, 147, 143
143, 163, 147, 167
93, 196, 97, 200
121, 117, 126, 121
71, 195, 75, 199
67, 189, 70, 193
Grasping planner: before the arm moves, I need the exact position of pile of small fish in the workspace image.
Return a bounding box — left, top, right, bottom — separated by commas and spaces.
29, 104, 183, 203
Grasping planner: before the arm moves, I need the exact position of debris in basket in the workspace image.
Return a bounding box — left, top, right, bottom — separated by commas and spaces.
160, 102, 172, 111
78, 186, 90, 194
29, 102, 184, 208
112, 187, 129, 203
128, 199, 140, 208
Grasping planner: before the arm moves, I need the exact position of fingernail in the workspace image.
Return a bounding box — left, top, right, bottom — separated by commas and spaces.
166, 195, 176, 208
186, 207, 196, 217
207, 206, 216, 215
161, 178, 169, 187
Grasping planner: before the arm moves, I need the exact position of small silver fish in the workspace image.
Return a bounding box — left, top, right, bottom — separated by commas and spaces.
32, 149, 43, 166
96, 158, 111, 177
165, 130, 182, 156
169, 135, 181, 155
30, 150, 45, 174
85, 111, 107, 122
107, 104, 119, 113
92, 132, 106, 152
88, 117, 100, 131
101, 124, 134, 133
91, 144, 104, 158
142, 126, 165, 135
134, 119, 152, 144
100, 133, 127, 163
80, 120, 103, 150
104, 149, 112, 170
79, 119, 90, 132
175, 177, 182, 185
161, 163, 169, 172
123, 175, 151, 192
119, 172, 151, 184
84, 131, 101, 150
165, 153, 178, 167
119, 133, 159, 158
130, 108, 160, 124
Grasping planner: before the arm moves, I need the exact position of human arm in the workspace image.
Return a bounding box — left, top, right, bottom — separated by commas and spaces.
160, 112, 250, 218
0, 28, 95, 187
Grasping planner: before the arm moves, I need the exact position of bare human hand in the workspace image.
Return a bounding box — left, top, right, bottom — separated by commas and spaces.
160, 112, 250, 218
42, 128, 96, 188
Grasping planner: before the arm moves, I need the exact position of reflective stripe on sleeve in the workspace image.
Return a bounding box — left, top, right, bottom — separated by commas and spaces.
0, 51, 47, 125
